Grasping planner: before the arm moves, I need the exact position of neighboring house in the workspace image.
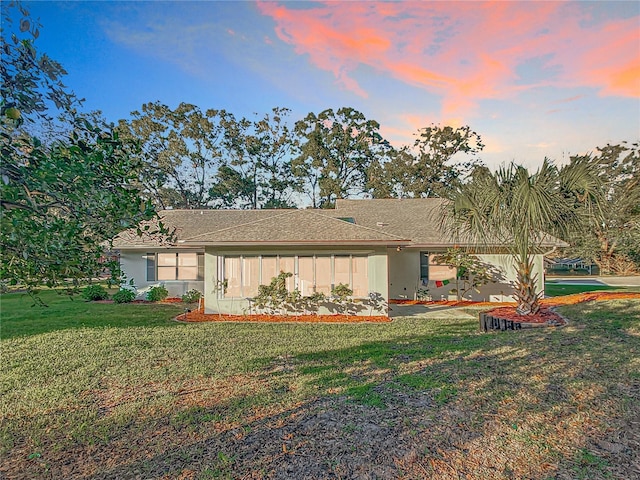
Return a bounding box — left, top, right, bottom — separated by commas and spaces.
545, 257, 597, 275
113, 198, 565, 315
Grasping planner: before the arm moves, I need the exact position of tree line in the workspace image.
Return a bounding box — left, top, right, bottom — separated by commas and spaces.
1, 1, 638, 301
117, 101, 639, 277
115, 103, 484, 209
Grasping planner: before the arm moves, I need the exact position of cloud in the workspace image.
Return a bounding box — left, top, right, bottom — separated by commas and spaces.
257, 1, 640, 119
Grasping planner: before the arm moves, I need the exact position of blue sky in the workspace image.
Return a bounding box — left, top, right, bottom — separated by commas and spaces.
19, 0, 640, 169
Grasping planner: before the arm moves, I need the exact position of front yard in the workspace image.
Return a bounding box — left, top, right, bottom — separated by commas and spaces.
1, 291, 639, 479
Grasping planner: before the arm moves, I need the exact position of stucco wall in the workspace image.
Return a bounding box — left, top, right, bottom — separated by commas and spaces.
474, 253, 544, 301
387, 248, 545, 302
203, 246, 389, 315
388, 248, 421, 299
119, 249, 204, 298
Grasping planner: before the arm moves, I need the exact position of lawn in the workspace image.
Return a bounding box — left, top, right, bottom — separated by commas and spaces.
1, 291, 639, 479
543, 282, 640, 297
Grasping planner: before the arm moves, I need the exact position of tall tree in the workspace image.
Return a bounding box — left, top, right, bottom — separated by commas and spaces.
1, 1, 80, 128
210, 107, 298, 209
293, 107, 391, 208
117, 102, 227, 209
449, 160, 602, 315
371, 125, 484, 199
565, 143, 640, 274
1, 2, 159, 290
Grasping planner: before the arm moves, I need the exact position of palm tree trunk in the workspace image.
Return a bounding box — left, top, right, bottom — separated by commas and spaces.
514, 256, 541, 315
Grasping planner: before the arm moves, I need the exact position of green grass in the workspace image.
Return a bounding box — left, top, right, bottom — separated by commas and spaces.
0, 290, 185, 339
1, 290, 639, 478
544, 282, 640, 297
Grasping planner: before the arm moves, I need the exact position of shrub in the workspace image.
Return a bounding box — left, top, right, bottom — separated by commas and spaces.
82, 284, 109, 301
331, 283, 353, 314
146, 285, 169, 302
112, 289, 135, 304
181, 289, 202, 303
252, 271, 293, 314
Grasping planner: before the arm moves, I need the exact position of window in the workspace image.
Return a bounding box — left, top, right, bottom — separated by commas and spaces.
420, 252, 429, 282
298, 256, 314, 296
352, 256, 368, 297
224, 256, 241, 297
242, 256, 260, 297
334, 256, 351, 287
261, 256, 278, 285
147, 252, 203, 281
315, 256, 332, 295
146, 253, 156, 281
219, 254, 369, 298
177, 253, 198, 280
419, 252, 456, 285
279, 256, 296, 291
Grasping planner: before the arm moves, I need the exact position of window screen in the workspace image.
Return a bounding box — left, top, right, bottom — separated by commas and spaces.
146, 253, 156, 281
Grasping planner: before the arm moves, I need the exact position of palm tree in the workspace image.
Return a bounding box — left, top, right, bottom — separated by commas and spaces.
448, 159, 602, 315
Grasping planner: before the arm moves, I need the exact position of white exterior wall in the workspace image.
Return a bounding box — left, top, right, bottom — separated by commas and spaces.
388, 248, 421, 299
475, 253, 544, 302
119, 249, 204, 298
387, 248, 545, 302
203, 246, 389, 315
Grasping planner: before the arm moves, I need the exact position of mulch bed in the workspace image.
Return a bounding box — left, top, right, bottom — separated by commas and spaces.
178, 311, 391, 324
486, 291, 640, 326
177, 291, 640, 325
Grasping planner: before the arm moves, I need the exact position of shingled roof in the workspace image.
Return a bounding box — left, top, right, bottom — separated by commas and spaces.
332, 198, 454, 246
181, 209, 408, 245
112, 208, 408, 248
113, 198, 567, 249
333, 198, 567, 248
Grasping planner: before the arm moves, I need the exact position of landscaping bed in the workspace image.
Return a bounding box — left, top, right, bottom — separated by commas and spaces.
179, 292, 640, 326
178, 310, 391, 323
483, 291, 640, 329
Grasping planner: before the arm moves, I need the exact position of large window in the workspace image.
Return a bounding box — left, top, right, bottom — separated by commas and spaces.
147, 252, 204, 281
352, 256, 368, 297
219, 254, 369, 298
420, 251, 456, 285
298, 256, 314, 296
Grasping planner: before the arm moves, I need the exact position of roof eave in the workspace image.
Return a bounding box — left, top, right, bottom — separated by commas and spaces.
181, 240, 410, 247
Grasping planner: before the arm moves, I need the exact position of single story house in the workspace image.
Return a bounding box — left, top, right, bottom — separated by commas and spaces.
113, 198, 564, 315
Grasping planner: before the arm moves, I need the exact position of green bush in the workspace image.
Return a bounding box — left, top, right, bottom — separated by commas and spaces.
181, 289, 202, 303
82, 284, 109, 301
146, 285, 169, 302
112, 289, 135, 304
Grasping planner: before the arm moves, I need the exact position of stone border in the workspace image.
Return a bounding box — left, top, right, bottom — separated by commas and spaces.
479, 307, 569, 332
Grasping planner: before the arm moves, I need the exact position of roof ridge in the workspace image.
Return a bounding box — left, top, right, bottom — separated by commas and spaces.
305, 210, 408, 240
181, 210, 297, 241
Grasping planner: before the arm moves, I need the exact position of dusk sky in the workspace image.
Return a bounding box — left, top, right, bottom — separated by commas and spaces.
20, 1, 640, 169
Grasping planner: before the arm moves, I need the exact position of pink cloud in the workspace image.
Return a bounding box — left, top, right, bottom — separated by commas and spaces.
256, 1, 639, 118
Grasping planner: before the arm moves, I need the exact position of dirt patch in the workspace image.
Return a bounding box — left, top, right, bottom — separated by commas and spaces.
11, 374, 638, 480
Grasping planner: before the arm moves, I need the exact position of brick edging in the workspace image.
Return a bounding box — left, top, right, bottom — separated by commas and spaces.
479, 307, 569, 332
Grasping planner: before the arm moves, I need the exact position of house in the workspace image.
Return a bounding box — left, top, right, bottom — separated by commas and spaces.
113, 198, 564, 315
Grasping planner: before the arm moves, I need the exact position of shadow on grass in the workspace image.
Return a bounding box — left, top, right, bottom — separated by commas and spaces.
5, 300, 639, 479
